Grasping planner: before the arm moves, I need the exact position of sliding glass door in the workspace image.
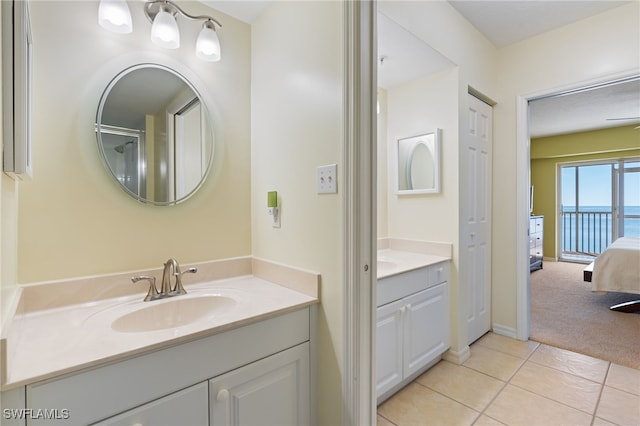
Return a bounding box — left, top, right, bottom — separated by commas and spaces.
618, 160, 640, 238
559, 158, 639, 261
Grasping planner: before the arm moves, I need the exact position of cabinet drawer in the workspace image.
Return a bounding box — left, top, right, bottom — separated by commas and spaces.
429, 262, 449, 285
377, 267, 429, 307
93, 382, 208, 426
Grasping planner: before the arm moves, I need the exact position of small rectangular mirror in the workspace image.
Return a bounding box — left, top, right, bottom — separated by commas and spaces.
396, 129, 441, 194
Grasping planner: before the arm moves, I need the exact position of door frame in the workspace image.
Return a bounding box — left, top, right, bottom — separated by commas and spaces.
343, 0, 376, 424
515, 70, 639, 340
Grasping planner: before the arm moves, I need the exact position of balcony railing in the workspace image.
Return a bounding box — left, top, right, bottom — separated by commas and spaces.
561, 210, 612, 256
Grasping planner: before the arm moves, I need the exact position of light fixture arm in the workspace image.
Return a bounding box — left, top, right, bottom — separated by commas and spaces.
144, 0, 222, 29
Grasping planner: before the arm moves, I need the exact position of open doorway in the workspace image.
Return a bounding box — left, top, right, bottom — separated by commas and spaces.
518, 74, 640, 341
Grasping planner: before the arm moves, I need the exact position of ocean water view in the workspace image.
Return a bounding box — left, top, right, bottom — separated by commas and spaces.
561, 205, 640, 255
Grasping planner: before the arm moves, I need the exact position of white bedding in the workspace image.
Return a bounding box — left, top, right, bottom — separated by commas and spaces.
592, 237, 640, 294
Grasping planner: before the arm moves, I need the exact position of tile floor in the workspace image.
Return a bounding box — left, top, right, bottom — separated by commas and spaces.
377, 333, 640, 426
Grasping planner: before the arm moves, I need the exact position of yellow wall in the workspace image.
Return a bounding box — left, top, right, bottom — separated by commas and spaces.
250, 2, 344, 424
531, 125, 640, 258
386, 69, 459, 244
18, 1, 252, 283
377, 88, 388, 238
378, 0, 497, 350
492, 2, 639, 332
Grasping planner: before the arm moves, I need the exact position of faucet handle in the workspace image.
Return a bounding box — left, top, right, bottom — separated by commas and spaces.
172, 267, 197, 295
132, 275, 160, 301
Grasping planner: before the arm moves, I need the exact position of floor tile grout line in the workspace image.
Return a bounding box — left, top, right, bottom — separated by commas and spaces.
468, 341, 539, 423
376, 334, 638, 426
526, 342, 611, 385
468, 339, 575, 425
413, 369, 490, 413
509, 343, 603, 421
590, 362, 613, 426
428, 339, 536, 425
506, 377, 600, 419
376, 411, 398, 426
473, 338, 540, 362
523, 354, 609, 386
411, 378, 484, 424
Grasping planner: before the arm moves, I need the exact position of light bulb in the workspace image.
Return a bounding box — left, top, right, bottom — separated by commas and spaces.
151, 8, 180, 49
98, 0, 132, 34
195, 22, 221, 62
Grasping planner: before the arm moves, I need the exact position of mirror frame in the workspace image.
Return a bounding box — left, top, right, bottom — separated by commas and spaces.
95, 63, 215, 206
396, 129, 441, 195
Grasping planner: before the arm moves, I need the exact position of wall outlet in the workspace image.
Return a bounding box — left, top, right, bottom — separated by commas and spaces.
317, 164, 337, 194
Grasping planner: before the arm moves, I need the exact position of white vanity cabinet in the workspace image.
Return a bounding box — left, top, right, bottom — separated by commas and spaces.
209, 343, 309, 425
17, 308, 311, 426
93, 382, 209, 426
376, 262, 450, 402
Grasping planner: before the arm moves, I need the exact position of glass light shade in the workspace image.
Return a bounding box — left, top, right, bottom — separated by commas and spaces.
151, 9, 180, 49
195, 25, 221, 62
98, 0, 132, 34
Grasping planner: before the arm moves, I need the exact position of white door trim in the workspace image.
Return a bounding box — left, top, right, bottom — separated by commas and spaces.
343, 0, 376, 424
515, 69, 640, 341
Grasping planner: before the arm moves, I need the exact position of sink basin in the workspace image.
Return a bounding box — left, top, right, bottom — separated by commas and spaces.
112, 295, 236, 333
377, 258, 397, 271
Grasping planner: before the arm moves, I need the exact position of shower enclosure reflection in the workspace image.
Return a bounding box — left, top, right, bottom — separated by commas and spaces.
99, 125, 145, 198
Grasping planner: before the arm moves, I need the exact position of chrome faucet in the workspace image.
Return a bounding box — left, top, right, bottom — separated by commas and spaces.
161, 258, 180, 296
132, 258, 198, 301
131, 275, 162, 301
161, 258, 197, 296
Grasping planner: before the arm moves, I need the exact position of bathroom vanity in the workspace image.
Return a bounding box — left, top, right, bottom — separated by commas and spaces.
0, 258, 318, 426
376, 247, 450, 403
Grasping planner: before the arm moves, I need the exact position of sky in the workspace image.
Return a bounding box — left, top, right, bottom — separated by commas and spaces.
561, 163, 640, 207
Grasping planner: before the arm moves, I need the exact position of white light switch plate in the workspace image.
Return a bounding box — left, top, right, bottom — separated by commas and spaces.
317, 164, 337, 194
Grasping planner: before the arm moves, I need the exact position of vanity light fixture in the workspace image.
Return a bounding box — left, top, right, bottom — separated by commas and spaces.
144, 0, 222, 61
149, 3, 180, 49
98, 0, 133, 34
98, 0, 222, 62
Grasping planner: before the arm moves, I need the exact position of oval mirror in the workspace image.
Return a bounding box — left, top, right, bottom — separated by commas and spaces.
407, 141, 435, 190
96, 64, 214, 205
396, 129, 441, 194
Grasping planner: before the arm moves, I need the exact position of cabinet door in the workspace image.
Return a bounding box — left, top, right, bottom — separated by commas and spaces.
93, 382, 208, 426
375, 298, 404, 398
209, 343, 309, 426
403, 283, 449, 377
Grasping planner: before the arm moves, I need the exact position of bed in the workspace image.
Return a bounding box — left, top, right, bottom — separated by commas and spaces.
584, 237, 640, 312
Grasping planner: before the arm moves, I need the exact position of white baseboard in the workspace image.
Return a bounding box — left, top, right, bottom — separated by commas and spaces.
492, 323, 518, 340
443, 345, 470, 365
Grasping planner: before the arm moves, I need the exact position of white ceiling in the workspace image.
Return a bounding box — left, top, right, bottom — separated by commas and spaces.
202, 0, 640, 137
201, 1, 272, 24
529, 78, 640, 138
448, 0, 631, 48
377, 12, 454, 89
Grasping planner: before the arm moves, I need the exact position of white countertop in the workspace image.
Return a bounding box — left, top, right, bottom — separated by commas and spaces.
3, 275, 317, 390
377, 248, 450, 279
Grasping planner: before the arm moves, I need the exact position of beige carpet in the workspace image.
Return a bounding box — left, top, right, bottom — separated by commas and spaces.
530, 261, 640, 370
